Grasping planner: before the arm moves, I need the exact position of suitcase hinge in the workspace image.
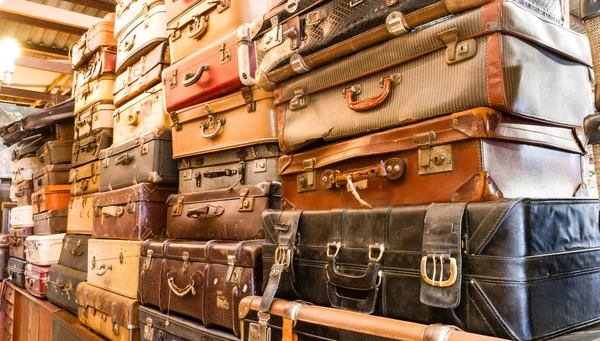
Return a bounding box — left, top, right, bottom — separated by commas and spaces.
437, 29, 477, 65
305, 9, 327, 26
170, 111, 182, 131
289, 87, 308, 111
144, 317, 154, 340
172, 196, 184, 216
297, 158, 317, 192
250, 312, 272, 341
182, 251, 190, 273
241, 86, 256, 112
239, 187, 254, 212
290, 54, 311, 74
226, 255, 241, 283
219, 42, 231, 64
143, 250, 153, 270
386, 11, 409, 36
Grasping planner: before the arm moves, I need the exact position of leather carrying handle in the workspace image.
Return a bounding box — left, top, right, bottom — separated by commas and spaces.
187, 205, 225, 219
322, 158, 406, 189
167, 276, 196, 297
187, 15, 209, 39
200, 118, 225, 139
115, 153, 133, 165
326, 259, 381, 291
127, 111, 140, 126
183, 64, 209, 87
345, 75, 400, 112
93, 264, 113, 276
102, 206, 124, 217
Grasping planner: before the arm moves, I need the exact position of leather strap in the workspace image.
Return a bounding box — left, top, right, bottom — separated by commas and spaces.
420, 203, 466, 308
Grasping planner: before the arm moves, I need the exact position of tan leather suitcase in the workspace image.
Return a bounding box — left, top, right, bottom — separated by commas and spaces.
76, 282, 140, 341
170, 86, 277, 158
33, 210, 68, 235
36, 140, 73, 167
113, 42, 169, 108
112, 84, 170, 145
72, 128, 113, 168
69, 161, 100, 196
74, 101, 115, 140
73, 74, 116, 115
116, 4, 167, 74
166, 0, 265, 63
70, 14, 117, 68
14, 180, 33, 206
115, 0, 165, 38
33, 165, 71, 192
67, 194, 94, 235
74, 48, 117, 88
87, 239, 142, 299
32, 185, 71, 215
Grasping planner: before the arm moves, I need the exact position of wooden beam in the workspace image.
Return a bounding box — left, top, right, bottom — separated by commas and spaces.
30, 74, 69, 108
61, 0, 115, 12
0, 86, 70, 103
15, 56, 72, 75
0, 11, 86, 36
22, 45, 69, 58
0, 0, 101, 32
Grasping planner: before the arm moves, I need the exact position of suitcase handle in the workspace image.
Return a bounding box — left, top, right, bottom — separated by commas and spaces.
183, 64, 209, 87
187, 15, 209, 40
187, 205, 225, 219
167, 276, 196, 297
200, 118, 226, 139
93, 264, 113, 276
344, 74, 400, 112
326, 280, 379, 314
115, 153, 133, 165
102, 206, 125, 217
325, 243, 384, 290
127, 110, 140, 126
322, 158, 406, 190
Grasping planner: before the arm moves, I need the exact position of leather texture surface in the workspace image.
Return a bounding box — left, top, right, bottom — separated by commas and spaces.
67, 194, 94, 235
73, 74, 116, 115
69, 161, 101, 196
7, 258, 26, 288
33, 210, 68, 235
14, 180, 33, 206
9, 227, 33, 260
74, 101, 115, 140
71, 128, 113, 168
34, 165, 72, 192
32, 185, 70, 214
75, 49, 117, 90
47, 264, 86, 315
58, 234, 91, 272
36, 140, 73, 167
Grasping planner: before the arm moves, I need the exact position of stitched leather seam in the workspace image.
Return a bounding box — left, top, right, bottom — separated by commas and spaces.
470, 201, 515, 255
471, 280, 515, 338
468, 291, 496, 335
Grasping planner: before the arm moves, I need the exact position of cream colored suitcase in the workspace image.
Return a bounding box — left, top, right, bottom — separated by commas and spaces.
113, 84, 170, 145
67, 194, 94, 235
69, 161, 101, 196
87, 239, 142, 298
74, 101, 115, 140
12, 156, 39, 184
116, 3, 167, 74
115, 0, 165, 38
9, 184, 17, 202
24, 233, 65, 266
10, 206, 33, 228
74, 74, 116, 114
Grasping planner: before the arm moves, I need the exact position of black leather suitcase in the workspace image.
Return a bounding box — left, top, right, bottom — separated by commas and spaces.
7, 257, 26, 288
47, 264, 86, 314
261, 199, 600, 341
58, 234, 90, 272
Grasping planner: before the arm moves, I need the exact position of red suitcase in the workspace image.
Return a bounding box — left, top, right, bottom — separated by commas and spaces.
163, 24, 256, 113
24, 263, 50, 299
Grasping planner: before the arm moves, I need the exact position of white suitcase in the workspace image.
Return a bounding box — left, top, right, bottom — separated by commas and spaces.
24, 233, 65, 266
10, 206, 33, 228
115, 0, 165, 38
115, 3, 167, 74
74, 101, 115, 140
12, 156, 40, 184
87, 238, 142, 298
9, 184, 17, 202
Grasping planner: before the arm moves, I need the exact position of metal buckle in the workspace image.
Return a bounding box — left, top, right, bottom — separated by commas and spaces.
368, 244, 385, 262
273, 246, 292, 270
249, 312, 272, 341
420, 254, 458, 288
326, 242, 341, 259
143, 250, 153, 270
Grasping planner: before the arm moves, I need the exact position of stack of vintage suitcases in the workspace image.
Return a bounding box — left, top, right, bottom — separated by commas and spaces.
0, 0, 600, 340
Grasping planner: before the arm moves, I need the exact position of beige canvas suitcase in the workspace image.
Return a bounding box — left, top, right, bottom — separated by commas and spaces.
74, 101, 115, 140
69, 161, 101, 196
115, 0, 165, 38
87, 238, 142, 298
170, 86, 277, 158
74, 74, 116, 115
12, 156, 39, 185
24, 233, 65, 266
67, 194, 95, 235
113, 84, 170, 145
10, 206, 33, 228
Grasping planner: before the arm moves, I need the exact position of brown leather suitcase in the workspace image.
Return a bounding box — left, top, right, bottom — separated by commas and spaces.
239, 297, 504, 341
33, 210, 68, 235
280, 108, 587, 210
36, 140, 73, 167
166, 0, 265, 64
74, 101, 115, 140
9, 227, 32, 260
171, 86, 277, 158
113, 42, 169, 108
32, 185, 71, 215
7, 258, 26, 288
166, 182, 281, 240
57, 234, 90, 272
99, 129, 177, 192
69, 161, 100, 196
74, 48, 117, 89
276, 1, 593, 153
70, 14, 117, 68
72, 128, 113, 167
33, 165, 72, 192
139, 239, 262, 335
25, 263, 50, 299
14, 180, 33, 206
76, 282, 140, 341
73, 74, 116, 115
92, 183, 177, 240
67, 194, 94, 235
0, 236, 9, 280
178, 143, 281, 193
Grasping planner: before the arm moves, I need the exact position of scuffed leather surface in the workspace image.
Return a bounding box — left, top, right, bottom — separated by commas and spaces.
47, 264, 86, 314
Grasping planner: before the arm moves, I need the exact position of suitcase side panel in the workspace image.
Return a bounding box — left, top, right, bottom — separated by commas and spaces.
72, 130, 113, 167
33, 211, 68, 235
58, 234, 90, 271
67, 194, 94, 235
86, 240, 142, 298
73, 75, 116, 114
24, 234, 65, 266
47, 264, 87, 315
74, 102, 115, 140
25, 263, 50, 298
93, 201, 169, 240
9, 227, 33, 260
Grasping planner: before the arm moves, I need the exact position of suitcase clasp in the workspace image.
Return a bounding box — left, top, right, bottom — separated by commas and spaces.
144, 318, 154, 340
297, 158, 317, 192
263, 24, 283, 51
420, 254, 458, 288
219, 42, 231, 64
143, 250, 153, 270
437, 29, 477, 65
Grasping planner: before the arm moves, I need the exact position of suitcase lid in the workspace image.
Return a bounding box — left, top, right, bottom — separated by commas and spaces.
60, 234, 91, 259
32, 185, 70, 196
25, 263, 50, 275
76, 49, 118, 87
99, 129, 171, 159
75, 282, 139, 328
73, 128, 113, 151
9, 226, 34, 237
73, 73, 116, 98
22, 98, 75, 132
115, 0, 164, 36
113, 84, 162, 118
8, 258, 26, 271
177, 143, 281, 170
69, 160, 100, 183
34, 164, 72, 179
33, 210, 68, 221
92, 183, 177, 207
114, 42, 169, 95
250, 0, 327, 38
166, 181, 282, 207
279, 108, 587, 177
48, 263, 87, 282
75, 100, 115, 120
25, 233, 66, 245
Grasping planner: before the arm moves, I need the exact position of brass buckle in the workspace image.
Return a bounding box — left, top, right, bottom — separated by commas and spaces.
420, 254, 457, 288
368, 244, 385, 262
273, 246, 291, 270
326, 242, 341, 259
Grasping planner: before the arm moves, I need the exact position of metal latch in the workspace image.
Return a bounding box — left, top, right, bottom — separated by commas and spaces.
182, 252, 190, 273
306, 9, 327, 26
226, 255, 239, 282
238, 188, 254, 212
170, 111, 181, 131
263, 24, 283, 51
144, 317, 154, 340
289, 87, 308, 111
297, 158, 317, 193
254, 159, 267, 173
286, 0, 299, 13
219, 42, 231, 64
241, 86, 255, 112
169, 70, 177, 88
437, 29, 477, 65
143, 250, 153, 270
171, 196, 184, 216
111, 302, 120, 336
413, 132, 453, 174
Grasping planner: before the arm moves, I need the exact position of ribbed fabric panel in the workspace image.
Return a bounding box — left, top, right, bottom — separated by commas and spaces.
513, 0, 564, 24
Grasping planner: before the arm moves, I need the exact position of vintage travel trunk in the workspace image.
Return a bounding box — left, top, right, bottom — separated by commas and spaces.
73, 74, 116, 115
112, 84, 170, 145
33, 165, 72, 192
75, 48, 117, 86
166, 0, 265, 63
0, 236, 9, 279
10, 206, 33, 229
52, 310, 107, 341
276, 1, 593, 153
33, 210, 68, 235
24, 263, 50, 298
163, 24, 256, 112
279, 108, 588, 209
67, 194, 94, 235
36, 140, 73, 167
24, 233, 65, 266
32, 185, 70, 214
14, 180, 33, 206
71, 128, 113, 167
115, 0, 165, 37
99, 130, 177, 191
9, 227, 33, 260
7, 258, 26, 288
12, 156, 39, 185
14, 135, 46, 161
178, 143, 281, 193
239, 297, 502, 341
74, 101, 115, 140
170, 87, 277, 158
262, 198, 600, 340
116, 3, 167, 74
92, 183, 176, 240
70, 14, 117, 68
69, 161, 100, 196
166, 182, 281, 240
47, 264, 86, 315
114, 42, 169, 108
139, 239, 262, 335
139, 305, 239, 341
87, 239, 142, 298
58, 234, 91, 272
76, 282, 140, 341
